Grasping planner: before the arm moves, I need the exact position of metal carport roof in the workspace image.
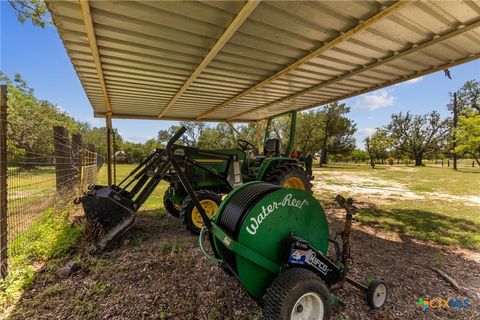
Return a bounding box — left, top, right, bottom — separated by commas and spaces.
47, 0, 480, 122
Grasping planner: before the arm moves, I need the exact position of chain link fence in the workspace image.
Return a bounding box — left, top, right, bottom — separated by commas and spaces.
0, 85, 103, 278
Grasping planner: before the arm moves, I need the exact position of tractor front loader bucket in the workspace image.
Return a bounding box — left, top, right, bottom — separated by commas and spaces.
81, 185, 136, 251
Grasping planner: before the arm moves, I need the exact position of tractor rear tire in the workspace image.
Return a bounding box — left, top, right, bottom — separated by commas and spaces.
264, 164, 312, 194
263, 268, 331, 320
180, 190, 221, 235
163, 187, 181, 217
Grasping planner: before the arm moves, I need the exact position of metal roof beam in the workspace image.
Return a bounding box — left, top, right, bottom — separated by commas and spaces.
157, 0, 260, 119
293, 53, 480, 115
78, 0, 112, 113
229, 18, 480, 121
196, 0, 413, 120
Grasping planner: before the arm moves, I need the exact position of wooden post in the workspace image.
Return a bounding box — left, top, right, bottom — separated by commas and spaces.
72, 133, 83, 185
53, 126, 71, 193
453, 92, 458, 171
0, 85, 7, 278
106, 113, 113, 185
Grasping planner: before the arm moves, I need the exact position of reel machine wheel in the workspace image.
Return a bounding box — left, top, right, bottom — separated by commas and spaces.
263, 268, 332, 320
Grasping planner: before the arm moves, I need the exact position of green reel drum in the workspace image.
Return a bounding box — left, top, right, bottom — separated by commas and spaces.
209, 181, 329, 299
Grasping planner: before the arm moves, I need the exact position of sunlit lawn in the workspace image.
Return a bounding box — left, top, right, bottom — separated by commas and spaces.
96, 164, 168, 215
313, 163, 480, 250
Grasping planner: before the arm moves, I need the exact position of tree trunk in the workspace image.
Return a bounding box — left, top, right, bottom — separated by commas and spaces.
414, 154, 423, 166
319, 139, 328, 167
474, 156, 480, 168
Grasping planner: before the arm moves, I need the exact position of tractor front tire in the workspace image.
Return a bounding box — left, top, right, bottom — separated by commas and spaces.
163, 187, 181, 217
263, 268, 331, 320
180, 190, 221, 235
264, 164, 312, 193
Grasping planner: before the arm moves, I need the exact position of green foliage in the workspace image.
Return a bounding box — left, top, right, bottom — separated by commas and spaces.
448, 79, 480, 115
8, 0, 49, 28
120, 139, 160, 162
2, 73, 83, 159
455, 113, 480, 166
0, 207, 81, 308
386, 156, 395, 165
315, 102, 357, 165
296, 110, 325, 155
385, 111, 450, 166
365, 129, 394, 166
158, 121, 206, 147
197, 123, 235, 150
351, 149, 369, 162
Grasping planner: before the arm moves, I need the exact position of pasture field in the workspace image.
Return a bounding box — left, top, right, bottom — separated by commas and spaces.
313, 163, 480, 250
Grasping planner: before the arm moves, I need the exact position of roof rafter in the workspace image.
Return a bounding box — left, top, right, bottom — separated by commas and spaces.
196, 0, 413, 120
78, 0, 112, 113
229, 18, 480, 121
291, 53, 480, 115
157, 0, 261, 119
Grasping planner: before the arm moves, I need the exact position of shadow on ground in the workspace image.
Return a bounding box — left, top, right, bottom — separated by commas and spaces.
358, 206, 480, 250
5, 207, 480, 319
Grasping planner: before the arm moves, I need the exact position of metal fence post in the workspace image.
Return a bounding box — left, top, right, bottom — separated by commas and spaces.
0, 85, 8, 278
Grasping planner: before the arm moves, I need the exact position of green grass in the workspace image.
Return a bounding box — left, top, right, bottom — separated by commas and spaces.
314, 163, 480, 250
0, 207, 81, 308
96, 164, 168, 215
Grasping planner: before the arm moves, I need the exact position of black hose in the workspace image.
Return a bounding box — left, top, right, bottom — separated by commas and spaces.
218, 182, 281, 238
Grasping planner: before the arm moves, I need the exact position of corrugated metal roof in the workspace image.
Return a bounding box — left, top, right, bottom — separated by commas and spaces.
47, 0, 480, 122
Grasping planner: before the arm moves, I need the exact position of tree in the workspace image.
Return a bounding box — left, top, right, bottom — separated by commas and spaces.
158, 121, 206, 147
448, 80, 480, 115
197, 123, 235, 150
351, 149, 369, 162
316, 102, 356, 166
2, 72, 85, 168
385, 111, 450, 166
368, 129, 393, 164
8, 0, 49, 28
455, 112, 480, 166
364, 137, 376, 168
295, 111, 325, 155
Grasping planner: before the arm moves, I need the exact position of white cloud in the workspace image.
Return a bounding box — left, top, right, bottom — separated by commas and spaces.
123, 135, 154, 143
354, 90, 395, 111
354, 128, 376, 149
394, 76, 424, 87
405, 76, 424, 84
357, 128, 376, 136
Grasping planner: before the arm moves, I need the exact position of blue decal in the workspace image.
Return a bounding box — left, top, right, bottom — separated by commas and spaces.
288, 249, 307, 264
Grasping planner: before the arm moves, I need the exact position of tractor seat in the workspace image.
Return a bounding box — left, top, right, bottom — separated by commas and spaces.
264, 138, 280, 156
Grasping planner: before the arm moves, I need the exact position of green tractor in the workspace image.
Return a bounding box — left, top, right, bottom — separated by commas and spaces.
79, 111, 312, 248
162, 111, 312, 234
80, 127, 388, 319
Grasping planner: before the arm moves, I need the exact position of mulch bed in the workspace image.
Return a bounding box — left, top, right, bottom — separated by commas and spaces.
5, 206, 480, 319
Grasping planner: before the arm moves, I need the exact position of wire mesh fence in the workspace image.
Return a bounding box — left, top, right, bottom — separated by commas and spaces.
0, 85, 103, 278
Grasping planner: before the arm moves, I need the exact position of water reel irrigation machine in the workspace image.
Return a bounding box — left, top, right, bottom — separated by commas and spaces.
79, 127, 387, 319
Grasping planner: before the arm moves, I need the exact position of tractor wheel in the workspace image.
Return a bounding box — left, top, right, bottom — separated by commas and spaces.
264, 164, 312, 194
263, 268, 331, 320
163, 187, 182, 217
180, 190, 221, 235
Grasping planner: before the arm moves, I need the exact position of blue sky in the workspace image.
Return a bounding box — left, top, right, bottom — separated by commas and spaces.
1, 2, 479, 148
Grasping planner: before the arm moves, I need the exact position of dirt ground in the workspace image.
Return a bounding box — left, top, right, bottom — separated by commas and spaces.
5, 202, 479, 320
